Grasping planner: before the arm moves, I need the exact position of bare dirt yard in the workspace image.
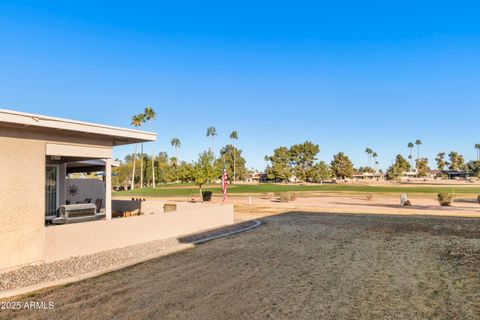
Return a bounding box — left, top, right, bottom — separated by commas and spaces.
2, 210, 480, 320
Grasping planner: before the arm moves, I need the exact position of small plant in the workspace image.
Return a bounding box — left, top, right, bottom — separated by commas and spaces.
437, 193, 454, 206
366, 193, 374, 201
477, 195, 480, 206
290, 192, 298, 201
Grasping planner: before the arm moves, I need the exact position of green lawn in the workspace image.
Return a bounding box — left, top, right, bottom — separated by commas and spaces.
114, 183, 480, 197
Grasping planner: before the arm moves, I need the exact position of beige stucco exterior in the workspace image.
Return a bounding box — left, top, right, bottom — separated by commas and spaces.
0, 110, 156, 270
0, 110, 235, 272
0, 127, 116, 270
0, 136, 46, 269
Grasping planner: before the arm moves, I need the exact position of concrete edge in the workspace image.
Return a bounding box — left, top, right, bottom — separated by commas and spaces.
0, 243, 195, 300
0, 219, 263, 300
192, 220, 263, 244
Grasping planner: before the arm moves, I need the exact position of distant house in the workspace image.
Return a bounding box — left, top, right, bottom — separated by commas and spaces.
440, 170, 474, 179
352, 172, 385, 180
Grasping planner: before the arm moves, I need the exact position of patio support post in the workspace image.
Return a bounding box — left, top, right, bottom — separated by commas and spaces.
105, 158, 112, 220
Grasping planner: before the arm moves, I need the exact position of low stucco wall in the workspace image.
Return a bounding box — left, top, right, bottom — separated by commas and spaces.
43, 204, 234, 262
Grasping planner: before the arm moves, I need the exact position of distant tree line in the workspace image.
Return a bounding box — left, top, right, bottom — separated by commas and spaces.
264, 141, 356, 182
113, 144, 248, 190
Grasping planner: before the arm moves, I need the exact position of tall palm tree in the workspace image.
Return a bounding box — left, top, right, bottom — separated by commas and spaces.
372, 152, 378, 172
130, 113, 145, 189
230, 130, 238, 183
206, 126, 217, 154
171, 138, 181, 160
408, 142, 414, 170
475, 144, 480, 161
144, 106, 156, 188
365, 148, 373, 167
415, 139, 422, 160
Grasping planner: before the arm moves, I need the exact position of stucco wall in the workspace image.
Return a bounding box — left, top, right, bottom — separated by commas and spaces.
0, 127, 114, 270
44, 204, 234, 262
0, 136, 46, 270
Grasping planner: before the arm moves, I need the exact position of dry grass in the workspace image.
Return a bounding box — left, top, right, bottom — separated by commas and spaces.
3, 211, 480, 319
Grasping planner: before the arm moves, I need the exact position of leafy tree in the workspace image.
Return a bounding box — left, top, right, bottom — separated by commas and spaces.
290, 141, 320, 181
466, 160, 480, 178
310, 161, 332, 183
331, 152, 354, 179
219, 144, 247, 183
386, 154, 411, 181
192, 151, 220, 197
416, 158, 429, 177
448, 151, 465, 171
435, 152, 446, 170
266, 146, 292, 182
230, 131, 239, 183
177, 161, 194, 183
386, 164, 403, 182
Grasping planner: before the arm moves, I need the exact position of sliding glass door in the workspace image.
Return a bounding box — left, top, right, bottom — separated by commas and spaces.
45, 165, 58, 218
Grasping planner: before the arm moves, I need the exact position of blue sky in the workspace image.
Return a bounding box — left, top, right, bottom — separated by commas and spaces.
1, 1, 480, 170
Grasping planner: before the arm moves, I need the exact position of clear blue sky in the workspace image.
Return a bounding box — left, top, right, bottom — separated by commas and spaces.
2, 1, 480, 171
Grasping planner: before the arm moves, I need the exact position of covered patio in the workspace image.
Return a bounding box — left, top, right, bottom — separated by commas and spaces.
0, 109, 234, 271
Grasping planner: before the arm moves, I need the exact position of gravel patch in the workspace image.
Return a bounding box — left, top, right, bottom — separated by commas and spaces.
0, 221, 260, 293
0, 238, 182, 292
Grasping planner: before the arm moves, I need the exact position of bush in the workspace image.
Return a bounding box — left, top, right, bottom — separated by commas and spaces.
366, 193, 374, 201
279, 192, 298, 202
437, 193, 454, 206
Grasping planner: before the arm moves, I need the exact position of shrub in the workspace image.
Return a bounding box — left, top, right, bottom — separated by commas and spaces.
437, 193, 454, 206
290, 192, 298, 201
366, 193, 374, 201
279, 192, 298, 202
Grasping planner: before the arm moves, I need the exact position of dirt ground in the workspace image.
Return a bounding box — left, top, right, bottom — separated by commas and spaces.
2, 210, 480, 320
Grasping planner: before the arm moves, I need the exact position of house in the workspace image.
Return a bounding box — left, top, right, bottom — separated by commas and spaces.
0, 109, 233, 270
352, 172, 385, 180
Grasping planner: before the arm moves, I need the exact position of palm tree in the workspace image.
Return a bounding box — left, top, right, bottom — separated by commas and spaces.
407, 142, 414, 169
144, 106, 156, 188
365, 148, 373, 167
171, 138, 181, 160
415, 139, 422, 160
230, 131, 238, 183
206, 126, 217, 153
475, 144, 480, 161
372, 152, 378, 172
130, 113, 145, 189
